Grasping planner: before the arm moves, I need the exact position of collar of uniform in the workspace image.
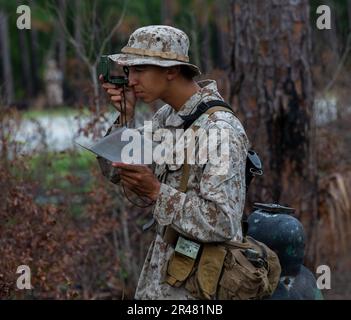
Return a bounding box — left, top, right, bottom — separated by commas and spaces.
164, 80, 221, 128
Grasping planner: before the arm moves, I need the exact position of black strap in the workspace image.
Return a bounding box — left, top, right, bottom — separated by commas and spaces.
178, 99, 263, 239
180, 100, 232, 130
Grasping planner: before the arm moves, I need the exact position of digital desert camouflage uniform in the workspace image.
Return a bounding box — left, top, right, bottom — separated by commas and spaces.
108, 25, 201, 75
99, 80, 249, 299
98, 25, 249, 299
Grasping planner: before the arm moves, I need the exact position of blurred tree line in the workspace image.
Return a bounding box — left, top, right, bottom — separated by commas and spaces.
0, 0, 350, 108
0, 0, 231, 107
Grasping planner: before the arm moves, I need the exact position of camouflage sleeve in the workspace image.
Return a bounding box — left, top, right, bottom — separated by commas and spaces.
152, 119, 249, 243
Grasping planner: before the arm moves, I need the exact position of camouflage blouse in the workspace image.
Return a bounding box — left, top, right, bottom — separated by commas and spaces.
98, 80, 249, 299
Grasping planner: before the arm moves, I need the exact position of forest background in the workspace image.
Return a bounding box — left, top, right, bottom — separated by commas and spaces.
0, 0, 351, 299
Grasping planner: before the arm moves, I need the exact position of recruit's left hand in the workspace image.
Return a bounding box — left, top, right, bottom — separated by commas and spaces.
112, 162, 161, 201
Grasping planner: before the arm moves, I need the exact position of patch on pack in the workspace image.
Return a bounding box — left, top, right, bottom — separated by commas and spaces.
175, 236, 201, 259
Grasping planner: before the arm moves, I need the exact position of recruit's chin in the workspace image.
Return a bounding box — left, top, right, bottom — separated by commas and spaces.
139, 95, 156, 104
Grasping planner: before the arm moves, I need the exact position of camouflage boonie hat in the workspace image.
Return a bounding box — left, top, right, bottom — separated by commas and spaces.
108, 25, 201, 76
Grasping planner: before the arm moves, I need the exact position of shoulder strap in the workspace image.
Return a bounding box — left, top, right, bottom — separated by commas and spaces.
176, 102, 262, 241
178, 104, 234, 193
204, 106, 234, 117
180, 100, 233, 131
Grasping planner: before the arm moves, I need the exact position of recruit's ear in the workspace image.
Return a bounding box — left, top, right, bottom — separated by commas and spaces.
166, 66, 181, 81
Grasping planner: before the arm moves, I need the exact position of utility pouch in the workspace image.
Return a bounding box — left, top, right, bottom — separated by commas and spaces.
217, 247, 269, 299
217, 237, 281, 300
184, 237, 281, 300
185, 244, 227, 299
163, 226, 281, 300
165, 237, 200, 287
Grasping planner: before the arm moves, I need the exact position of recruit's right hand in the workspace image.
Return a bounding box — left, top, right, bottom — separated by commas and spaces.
99, 74, 137, 123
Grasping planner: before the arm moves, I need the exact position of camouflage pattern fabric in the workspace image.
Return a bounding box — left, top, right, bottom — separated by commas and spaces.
99, 80, 249, 299
108, 25, 201, 76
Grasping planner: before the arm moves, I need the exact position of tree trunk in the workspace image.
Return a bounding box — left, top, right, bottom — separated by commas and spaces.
17, 0, 33, 99
161, 0, 174, 25
74, 0, 83, 57
198, 0, 212, 74
0, 11, 14, 105
323, 0, 339, 66
213, 0, 230, 70
73, 0, 84, 104
30, 30, 40, 97
57, 0, 67, 78
229, 0, 317, 265
28, 0, 40, 97
189, 15, 201, 71
18, 30, 33, 99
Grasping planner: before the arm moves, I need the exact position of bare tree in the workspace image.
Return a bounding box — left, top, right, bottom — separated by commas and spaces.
51, 0, 129, 111
229, 0, 317, 264
0, 10, 14, 105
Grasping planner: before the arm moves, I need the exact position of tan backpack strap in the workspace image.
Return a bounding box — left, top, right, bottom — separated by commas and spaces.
178, 106, 234, 193
204, 106, 234, 116
178, 125, 199, 192
178, 148, 190, 193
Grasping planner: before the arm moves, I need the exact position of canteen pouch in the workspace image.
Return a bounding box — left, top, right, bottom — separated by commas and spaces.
166, 252, 196, 287
185, 244, 227, 299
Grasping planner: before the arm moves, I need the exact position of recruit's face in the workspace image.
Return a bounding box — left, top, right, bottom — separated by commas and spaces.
127, 65, 169, 103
